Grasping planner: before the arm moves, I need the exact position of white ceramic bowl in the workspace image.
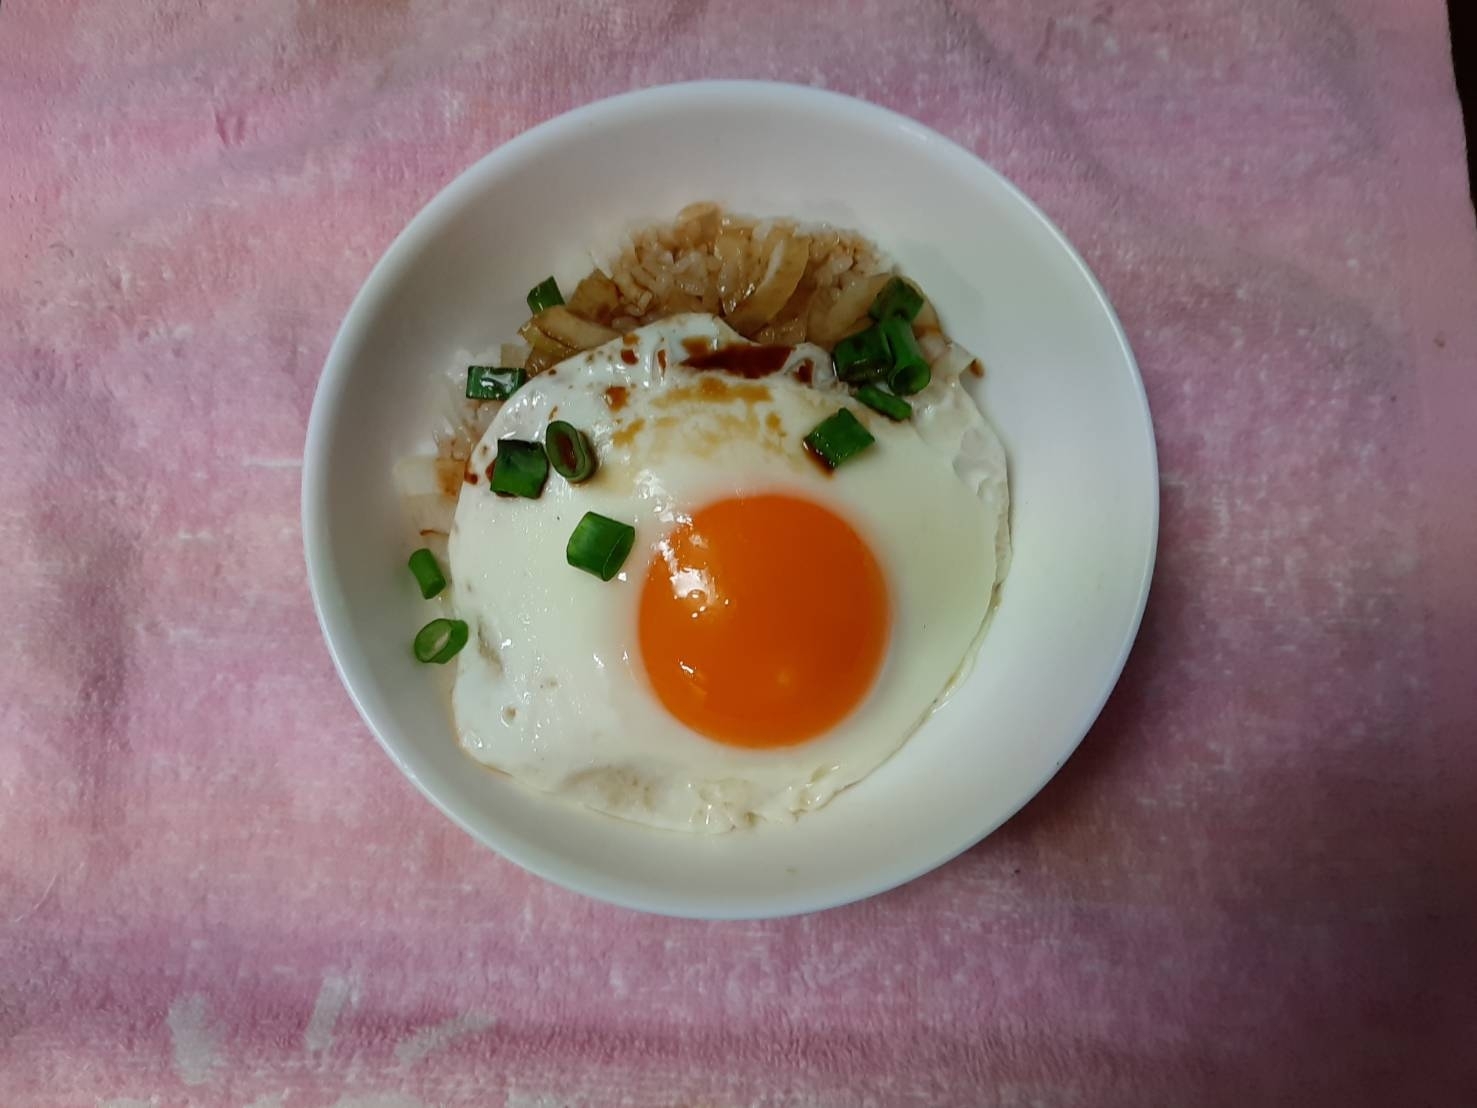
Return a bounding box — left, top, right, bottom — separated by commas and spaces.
303, 81, 1158, 919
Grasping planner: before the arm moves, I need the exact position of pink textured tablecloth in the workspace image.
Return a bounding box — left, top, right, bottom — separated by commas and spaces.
4, 1, 1476, 1104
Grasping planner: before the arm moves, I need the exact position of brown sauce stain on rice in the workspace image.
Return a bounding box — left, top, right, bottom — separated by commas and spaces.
604, 386, 629, 411
611, 417, 646, 448
795, 358, 815, 384
434, 457, 464, 497
653, 376, 771, 409
620, 348, 638, 365
648, 411, 780, 458
629, 393, 792, 463
681, 336, 712, 358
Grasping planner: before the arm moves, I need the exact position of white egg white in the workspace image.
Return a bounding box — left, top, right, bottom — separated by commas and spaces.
446, 314, 1009, 832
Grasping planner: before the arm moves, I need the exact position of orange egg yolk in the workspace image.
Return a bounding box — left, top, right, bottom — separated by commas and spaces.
638, 494, 889, 748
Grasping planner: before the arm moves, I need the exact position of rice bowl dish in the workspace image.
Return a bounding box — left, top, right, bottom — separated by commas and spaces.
393, 205, 1011, 832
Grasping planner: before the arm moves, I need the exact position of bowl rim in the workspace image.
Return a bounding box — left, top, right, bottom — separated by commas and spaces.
302, 79, 1159, 919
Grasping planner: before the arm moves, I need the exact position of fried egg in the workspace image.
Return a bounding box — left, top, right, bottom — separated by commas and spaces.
447, 314, 1009, 832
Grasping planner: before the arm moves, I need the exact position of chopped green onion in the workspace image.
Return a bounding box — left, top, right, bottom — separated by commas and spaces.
526, 276, 564, 314
544, 420, 598, 483
413, 617, 468, 664
888, 360, 931, 396
566, 512, 636, 581
832, 325, 891, 383
489, 438, 549, 499
868, 276, 925, 323
407, 547, 447, 598
466, 366, 527, 401
802, 408, 875, 470
880, 316, 931, 395
854, 384, 913, 421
